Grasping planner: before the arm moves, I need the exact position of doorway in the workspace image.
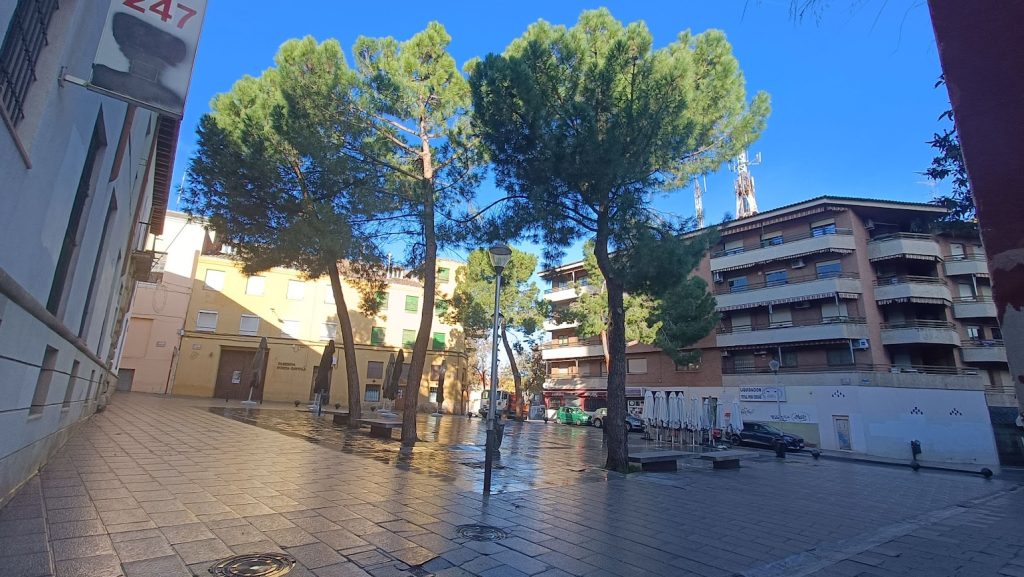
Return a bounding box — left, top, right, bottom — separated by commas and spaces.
833, 415, 852, 450
215, 348, 265, 402
116, 369, 134, 392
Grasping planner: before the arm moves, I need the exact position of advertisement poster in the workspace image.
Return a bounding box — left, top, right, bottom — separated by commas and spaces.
90, 0, 207, 116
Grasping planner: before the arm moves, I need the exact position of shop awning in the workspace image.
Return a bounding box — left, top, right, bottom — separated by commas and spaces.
722, 338, 850, 351
876, 296, 951, 306
869, 253, 941, 263
717, 291, 853, 312
713, 247, 855, 273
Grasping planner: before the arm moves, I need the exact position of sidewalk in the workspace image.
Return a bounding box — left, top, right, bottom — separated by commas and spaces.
2, 393, 1023, 577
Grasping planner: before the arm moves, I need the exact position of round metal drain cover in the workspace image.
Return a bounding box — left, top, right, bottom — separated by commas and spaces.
456, 524, 509, 541
209, 553, 296, 576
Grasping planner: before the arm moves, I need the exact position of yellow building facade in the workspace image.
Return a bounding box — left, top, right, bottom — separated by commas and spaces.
171, 255, 468, 413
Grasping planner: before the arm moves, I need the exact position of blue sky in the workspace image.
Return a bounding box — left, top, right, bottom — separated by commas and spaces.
171, 1, 949, 267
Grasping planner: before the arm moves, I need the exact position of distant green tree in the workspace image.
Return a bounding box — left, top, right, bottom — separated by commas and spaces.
183, 39, 390, 425
925, 77, 975, 226
447, 248, 545, 417
470, 9, 768, 471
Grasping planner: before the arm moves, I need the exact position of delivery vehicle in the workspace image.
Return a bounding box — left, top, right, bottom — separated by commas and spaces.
555, 406, 592, 426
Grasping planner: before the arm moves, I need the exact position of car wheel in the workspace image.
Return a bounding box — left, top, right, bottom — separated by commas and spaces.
593, 418, 603, 429
730, 435, 742, 445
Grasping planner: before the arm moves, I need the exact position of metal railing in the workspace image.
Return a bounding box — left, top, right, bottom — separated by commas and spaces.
717, 316, 867, 334
539, 337, 603, 350
711, 228, 853, 259
868, 232, 935, 242
873, 275, 946, 286
880, 319, 956, 330
723, 363, 977, 376
714, 272, 859, 295
961, 339, 1004, 348
945, 254, 987, 262
953, 295, 994, 303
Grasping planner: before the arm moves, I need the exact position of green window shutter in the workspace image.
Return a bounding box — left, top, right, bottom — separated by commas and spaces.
437, 267, 450, 282
405, 295, 418, 312
402, 329, 417, 348
434, 298, 449, 315
432, 332, 446, 351
376, 291, 389, 310
370, 327, 385, 346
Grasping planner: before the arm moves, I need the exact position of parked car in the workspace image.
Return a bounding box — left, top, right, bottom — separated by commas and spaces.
591, 408, 644, 432
731, 422, 805, 451
555, 406, 592, 426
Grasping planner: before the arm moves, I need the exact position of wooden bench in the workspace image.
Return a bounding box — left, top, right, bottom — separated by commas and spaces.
358, 418, 402, 439
628, 451, 691, 472
698, 450, 756, 470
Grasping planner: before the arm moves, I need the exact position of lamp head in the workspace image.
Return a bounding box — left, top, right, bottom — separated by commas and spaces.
488, 244, 513, 270
768, 359, 781, 373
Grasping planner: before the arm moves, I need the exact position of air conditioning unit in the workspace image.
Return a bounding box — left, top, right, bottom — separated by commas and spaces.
794, 301, 811, 310
713, 272, 724, 283
791, 258, 806, 269
852, 338, 870, 350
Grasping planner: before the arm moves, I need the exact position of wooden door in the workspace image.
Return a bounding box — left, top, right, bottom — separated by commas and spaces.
215, 348, 261, 401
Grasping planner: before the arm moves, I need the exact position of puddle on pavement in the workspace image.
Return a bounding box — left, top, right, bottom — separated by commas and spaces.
208, 407, 612, 493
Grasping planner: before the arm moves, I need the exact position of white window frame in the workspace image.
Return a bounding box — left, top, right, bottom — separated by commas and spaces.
204, 270, 225, 291
626, 358, 648, 374
196, 310, 218, 332
320, 321, 338, 341
281, 320, 301, 338
365, 385, 382, 402
245, 276, 265, 296
286, 280, 305, 301
239, 314, 260, 336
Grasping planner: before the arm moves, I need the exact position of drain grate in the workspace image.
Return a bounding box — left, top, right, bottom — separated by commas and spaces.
209, 553, 296, 576
455, 524, 509, 542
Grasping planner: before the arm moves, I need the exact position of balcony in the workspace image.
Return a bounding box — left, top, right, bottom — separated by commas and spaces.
540, 338, 604, 361
716, 317, 869, 348
879, 320, 960, 346
943, 255, 989, 276
543, 375, 608, 391
544, 283, 597, 302
952, 296, 998, 319
867, 233, 942, 262
873, 276, 952, 305
710, 229, 855, 272
961, 340, 1007, 364
543, 318, 579, 332
714, 272, 863, 311
723, 364, 983, 391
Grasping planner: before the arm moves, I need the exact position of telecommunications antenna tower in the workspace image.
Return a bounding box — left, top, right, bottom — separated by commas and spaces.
731, 151, 761, 219
692, 174, 707, 229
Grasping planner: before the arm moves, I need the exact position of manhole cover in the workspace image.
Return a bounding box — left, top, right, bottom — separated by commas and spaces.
456, 524, 509, 541
209, 553, 296, 576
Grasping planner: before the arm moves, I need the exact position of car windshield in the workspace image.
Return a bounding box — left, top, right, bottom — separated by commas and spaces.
761, 424, 784, 435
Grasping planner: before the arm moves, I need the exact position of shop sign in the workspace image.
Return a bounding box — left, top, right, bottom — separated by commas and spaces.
739, 386, 786, 402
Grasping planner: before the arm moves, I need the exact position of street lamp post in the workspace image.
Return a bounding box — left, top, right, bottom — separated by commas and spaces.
483, 244, 512, 495
768, 358, 785, 458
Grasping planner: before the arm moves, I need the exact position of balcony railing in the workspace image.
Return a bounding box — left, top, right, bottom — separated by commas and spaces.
718, 316, 866, 334
540, 337, 603, 350
722, 363, 976, 376
961, 339, 1004, 348
715, 272, 859, 295
873, 275, 946, 287
953, 296, 994, 303
869, 232, 934, 242
880, 319, 956, 330
711, 228, 853, 259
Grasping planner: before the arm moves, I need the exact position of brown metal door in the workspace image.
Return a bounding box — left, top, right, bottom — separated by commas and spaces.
215, 348, 261, 401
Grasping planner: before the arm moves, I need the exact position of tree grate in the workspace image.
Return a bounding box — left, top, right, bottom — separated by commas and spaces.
209, 553, 296, 576
456, 524, 509, 541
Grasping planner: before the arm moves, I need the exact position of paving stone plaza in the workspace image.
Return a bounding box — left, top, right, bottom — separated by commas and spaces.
2, 394, 1023, 577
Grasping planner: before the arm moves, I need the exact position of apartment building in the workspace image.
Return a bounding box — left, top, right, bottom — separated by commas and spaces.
541, 196, 1012, 466
120, 222, 471, 412
0, 2, 199, 502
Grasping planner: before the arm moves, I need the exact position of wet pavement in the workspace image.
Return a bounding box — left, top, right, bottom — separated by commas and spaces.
2, 393, 1024, 577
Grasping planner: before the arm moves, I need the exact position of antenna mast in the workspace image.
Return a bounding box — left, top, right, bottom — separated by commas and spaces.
732, 151, 761, 219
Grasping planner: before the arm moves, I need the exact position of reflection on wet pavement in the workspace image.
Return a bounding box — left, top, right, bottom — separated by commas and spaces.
210, 407, 616, 493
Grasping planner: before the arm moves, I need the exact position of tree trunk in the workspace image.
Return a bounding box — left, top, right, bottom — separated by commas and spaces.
501, 324, 523, 419
327, 263, 361, 428
594, 227, 629, 472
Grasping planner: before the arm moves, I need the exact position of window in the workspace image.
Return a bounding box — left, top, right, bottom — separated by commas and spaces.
728, 277, 748, 293
731, 312, 751, 331
367, 361, 384, 380
432, 332, 446, 351
204, 270, 225, 291
779, 350, 798, 368
239, 315, 259, 336
991, 327, 1003, 340
246, 276, 265, 296
760, 232, 783, 247
558, 335, 569, 345
0, 0, 60, 127
434, 299, 449, 315
811, 218, 837, 237
402, 329, 417, 348
405, 295, 419, 312
437, 267, 451, 282
281, 320, 301, 338
815, 260, 842, 279
430, 364, 443, 381
626, 358, 648, 374
62, 360, 80, 409
723, 239, 744, 255
287, 280, 305, 300
966, 326, 981, 340
769, 306, 792, 328
949, 243, 965, 260
196, 311, 218, 332
765, 270, 788, 287
370, 326, 385, 346
29, 346, 58, 415
733, 353, 755, 373
674, 351, 702, 371
428, 386, 439, 402
320, 322, 338, 341
376, 291, 389, 310
364, 385, 381, 402
821, 300, 849, 321
323, 285, 335, 304
826, 347, 854, 366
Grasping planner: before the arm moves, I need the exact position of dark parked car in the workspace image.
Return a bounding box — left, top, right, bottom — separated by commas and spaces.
591, 408, 644, 432
731, 422, 805, 451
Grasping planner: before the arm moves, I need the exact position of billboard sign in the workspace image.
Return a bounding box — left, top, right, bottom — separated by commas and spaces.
90, 0, 207, 117
739, 386, 787, 402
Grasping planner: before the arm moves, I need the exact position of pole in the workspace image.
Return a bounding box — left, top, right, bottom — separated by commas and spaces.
483, 269, 504, 495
